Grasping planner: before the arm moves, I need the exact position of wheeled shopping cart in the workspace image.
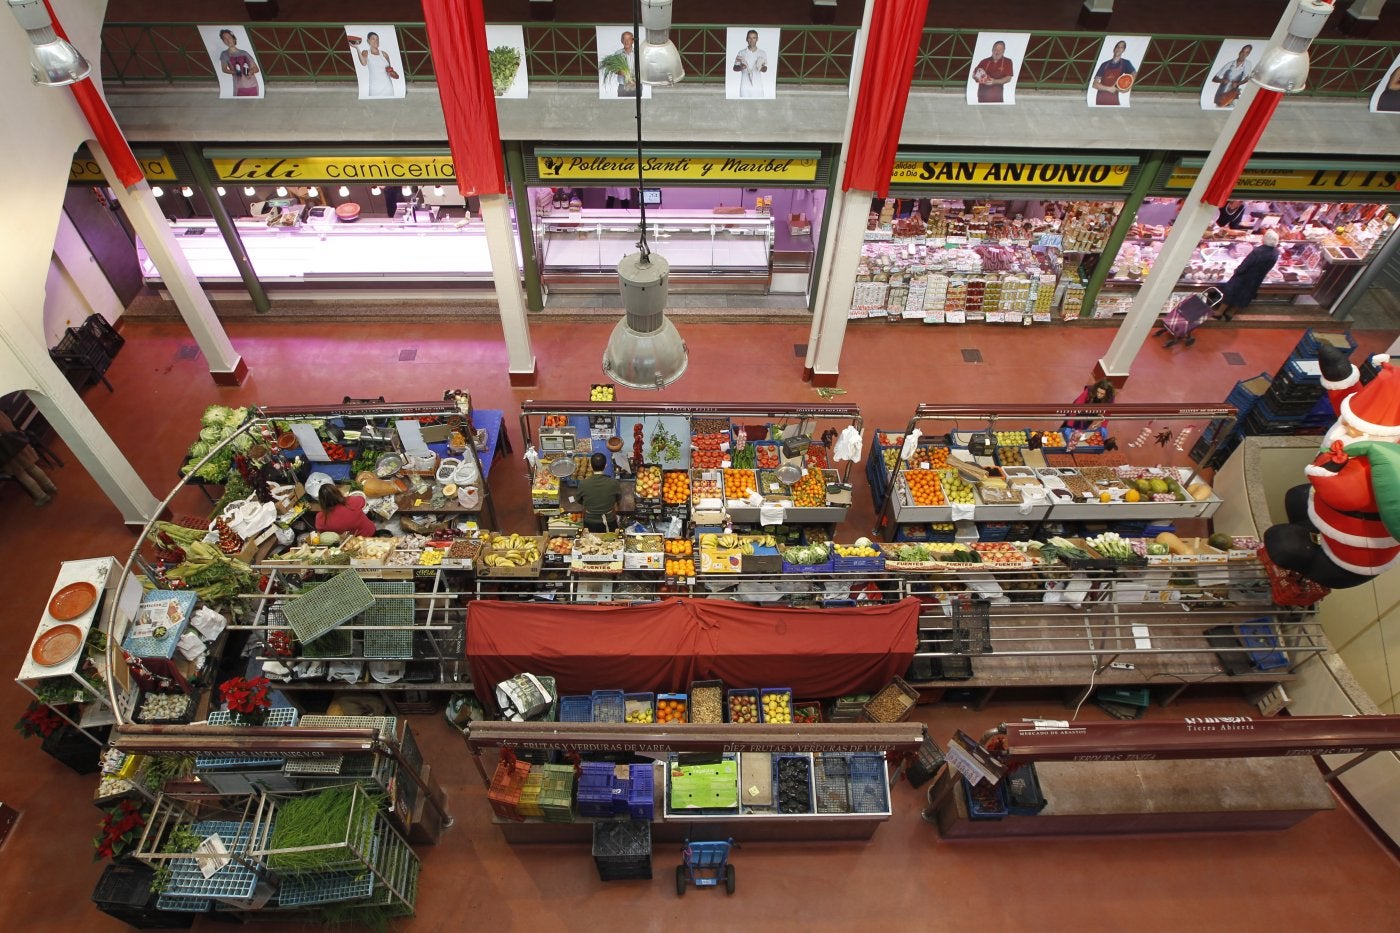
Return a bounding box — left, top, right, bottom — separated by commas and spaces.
676, 838, 737, 895
1153, 287, 1222, 348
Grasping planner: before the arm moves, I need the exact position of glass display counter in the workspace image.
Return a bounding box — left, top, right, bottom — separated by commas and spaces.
535, 209, 774, 292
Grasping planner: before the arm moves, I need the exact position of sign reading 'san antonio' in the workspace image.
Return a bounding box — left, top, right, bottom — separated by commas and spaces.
536, 151, 819, 182
891, 159, 1131, 187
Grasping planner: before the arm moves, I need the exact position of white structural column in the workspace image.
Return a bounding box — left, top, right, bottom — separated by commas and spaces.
804, 0, 876, 384
479, 193, 537, 385
89, 148, 247, 385
1097, 8, 1298, 381
0, 303, 160, 524
809, 188, 880, 386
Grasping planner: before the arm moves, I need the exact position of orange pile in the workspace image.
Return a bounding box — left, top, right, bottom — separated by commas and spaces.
662, 471, 690, 504
724, 469, 758, 499
906, 470, 946, 506
790, 469, 826, 508
665, 558, 696, 577
656, 698, 687, 723
664, 538, 693, 556
911, 446, 950, 469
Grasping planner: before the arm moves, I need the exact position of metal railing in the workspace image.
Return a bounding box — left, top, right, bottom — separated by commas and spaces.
98, 22, 1400, 99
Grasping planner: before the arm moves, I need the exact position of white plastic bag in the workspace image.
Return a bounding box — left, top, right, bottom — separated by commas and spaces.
495, 672, 554, 721
833, 425, 863, 463
900, 428, 923, 460
190, 606, 228, 640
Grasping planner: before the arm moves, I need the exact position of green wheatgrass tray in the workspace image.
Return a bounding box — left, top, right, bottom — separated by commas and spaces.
282, 569, 376, 646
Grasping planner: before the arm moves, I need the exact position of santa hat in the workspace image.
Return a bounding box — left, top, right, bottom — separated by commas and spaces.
1340, 362, 1400, 439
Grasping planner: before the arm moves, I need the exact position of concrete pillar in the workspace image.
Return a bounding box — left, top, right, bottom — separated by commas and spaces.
809, 187, 878, 387
1078, 0, 1115, 30
1341, 0, 1385, 36
88, 148, 247, 386
479, 193, 537, 385
803, 0, 875, 382
0, 302, 160, 525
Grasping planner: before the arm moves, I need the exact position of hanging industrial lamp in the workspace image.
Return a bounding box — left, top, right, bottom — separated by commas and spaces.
602, 0, 688, 390
7, 0, 90, 86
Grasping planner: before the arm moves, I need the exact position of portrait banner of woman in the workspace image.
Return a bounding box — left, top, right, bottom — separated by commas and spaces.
1369, 54, 1400, 114
1086, 36, 1149, 108
1202, 39, 1263, 111
596, 25, 652, 100
198, 25, 263, 99
344, 25, 405, 100
966, 33, 1029, 106
726, 27, 780, 100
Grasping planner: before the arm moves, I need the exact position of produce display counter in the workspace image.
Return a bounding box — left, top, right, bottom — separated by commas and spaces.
873, 403, 1237, 542
925, 754, 1333, 838
138, 218, 514, 286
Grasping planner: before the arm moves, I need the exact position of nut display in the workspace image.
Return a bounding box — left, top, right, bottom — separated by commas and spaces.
690, 685, 723, 724
864, 684, 914, 723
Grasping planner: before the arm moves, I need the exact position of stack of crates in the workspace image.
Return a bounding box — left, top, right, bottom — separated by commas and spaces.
537, 764, 576, 823
1251, 330, 1355, 435
517, 770, 545, 819
592, 820, 652, 881
826, 695, 871, 722
627, 763, 654, 820
488, 758, 532, 822
577, 761, 622, 818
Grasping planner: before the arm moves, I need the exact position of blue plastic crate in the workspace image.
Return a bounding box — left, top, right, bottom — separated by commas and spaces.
558, 695, 593, 723
845, 754, 890, 814
832, 554, 886, 572
978, 522, 1011, 542
627, 764, 654, 820
1004, 763, 1047, 816
591, 690, 625, 723
1061, 425, 1107, 452
961, 778, 1008, 820
1226, 373, 1273, 413
1237, 619, 1288, 671
1280, 356, 1322, 386
1294, 328, 1357, 361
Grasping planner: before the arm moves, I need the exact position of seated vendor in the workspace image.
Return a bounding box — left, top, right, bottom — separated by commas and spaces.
315, 484, 376, 538
577, 453, 621, 532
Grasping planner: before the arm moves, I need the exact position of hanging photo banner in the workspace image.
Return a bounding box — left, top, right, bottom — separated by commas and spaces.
596, 25, 652, 100
209, 154, 456, 182
726, 27, 780, 100
1087, 36, 1149, 108
485, 24, 528, 99
344, 25, 405, 100
534, 151, 819, 183
198, 25, 263, 99
1370, 53, 1400, 113
966, 32, 1029, 106
1202, 39, 1264, 110
889, 158, 1132, 188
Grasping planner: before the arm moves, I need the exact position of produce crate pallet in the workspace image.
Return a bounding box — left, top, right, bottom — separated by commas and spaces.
282, 569, 377, 646
774, 754, 814, 815
688, 679, 725, 724
361, 581, 415, 660
488, 760, 532, 822
623, 692, 655, 724
860, 676, 920, 723
628, 764, 655, 820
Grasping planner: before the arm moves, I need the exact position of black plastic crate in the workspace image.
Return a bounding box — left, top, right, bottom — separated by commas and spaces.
92, 860, 195, 929
42, 724, 105, 774
81, 314, 125, 358
592, 820, 652, 881
933, 655, 974, 680
951, 597, 993, 655
1004, 763, 1047, 816
1204, 625, 1254, 676
905, 737, 945, 789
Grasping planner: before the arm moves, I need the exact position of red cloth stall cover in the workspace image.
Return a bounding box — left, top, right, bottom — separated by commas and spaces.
840, 0, 929, 197
421, 0, 505, 196
465, 597, 920, 709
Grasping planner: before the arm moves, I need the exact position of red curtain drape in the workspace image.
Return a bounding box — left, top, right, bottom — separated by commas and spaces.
43, 1, 143, 189
840, 0, 929, 196
1202, 89, 1282, 208
421, 0, 505, 196
466, 597, 920, 711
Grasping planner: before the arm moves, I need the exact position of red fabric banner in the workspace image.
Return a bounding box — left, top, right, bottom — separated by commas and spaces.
43, 1, 143, 189
466, 597, 920, 710
1202, 89, 1282, 208
421, 0, 505, 196
841, 0, 929, 196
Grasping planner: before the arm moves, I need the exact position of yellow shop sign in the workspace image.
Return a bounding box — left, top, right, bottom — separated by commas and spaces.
70, 154, 176, 183
210, 155, 459, 182
1166, 165, 1400, 193
536, 154, 818, 183
891, 160, 1130, 187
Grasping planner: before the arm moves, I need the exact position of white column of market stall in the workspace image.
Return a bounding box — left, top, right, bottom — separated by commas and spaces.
0, 305, 160, 524
1097, 5, 1312, 383
90, 148, 247, 385
480, 193, 536, 384
804, 0, 875, 383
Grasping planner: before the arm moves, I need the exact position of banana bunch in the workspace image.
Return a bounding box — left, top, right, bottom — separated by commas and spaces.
484, 533, 540, 566
699, 532, 743, 550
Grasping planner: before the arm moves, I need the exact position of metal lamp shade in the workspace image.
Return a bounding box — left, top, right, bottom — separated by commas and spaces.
603, 252, 688, 390
638, 0, 683, 85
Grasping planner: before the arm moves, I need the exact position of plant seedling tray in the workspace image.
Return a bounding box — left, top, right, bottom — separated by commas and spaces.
361, 581, 414, 659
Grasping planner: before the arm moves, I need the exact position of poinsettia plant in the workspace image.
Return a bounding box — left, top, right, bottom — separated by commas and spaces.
14, 702, 65, 739
94, 799, 147, 861
219, 675, 271, 716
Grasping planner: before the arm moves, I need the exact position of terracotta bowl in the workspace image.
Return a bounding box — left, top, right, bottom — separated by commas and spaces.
335, 202, 362, 222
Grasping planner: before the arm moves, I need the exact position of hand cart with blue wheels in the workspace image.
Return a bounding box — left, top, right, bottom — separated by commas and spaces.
676, 838, 738, 895
1153, 287, 1222, 349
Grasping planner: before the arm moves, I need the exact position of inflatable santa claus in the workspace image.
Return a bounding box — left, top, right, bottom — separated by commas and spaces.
1264, 345, 1400, 589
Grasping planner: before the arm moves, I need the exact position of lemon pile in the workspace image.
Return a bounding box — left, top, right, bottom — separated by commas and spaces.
762, 692, 792, 724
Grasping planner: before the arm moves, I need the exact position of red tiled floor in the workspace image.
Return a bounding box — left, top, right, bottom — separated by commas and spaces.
0, 317, 1396, 931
